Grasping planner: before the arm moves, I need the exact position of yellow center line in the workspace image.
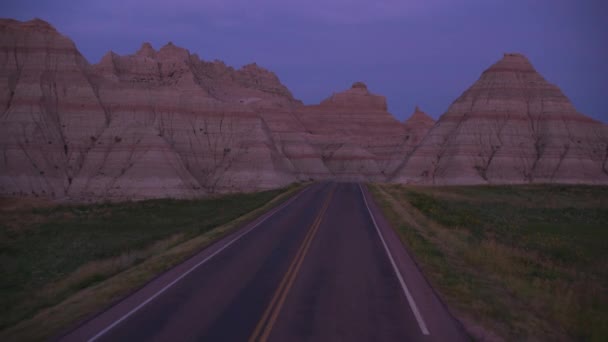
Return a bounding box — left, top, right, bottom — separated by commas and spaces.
249, 186, 335, 342
248, 204, 322, 340
248, 195, 327, 340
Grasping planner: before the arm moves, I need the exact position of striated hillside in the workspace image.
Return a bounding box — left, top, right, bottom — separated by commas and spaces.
0, 19, 300, 200
1, 19, 606, 201
390, 53, 608, 185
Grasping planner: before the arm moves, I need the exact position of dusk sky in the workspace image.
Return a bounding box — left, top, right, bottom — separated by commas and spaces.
3, 0, 607, 122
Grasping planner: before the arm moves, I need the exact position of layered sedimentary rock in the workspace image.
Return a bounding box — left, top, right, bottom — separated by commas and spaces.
0, 19, 109, 198
84, 41, 299, 197
391, 53, 608, 184
1, 19, 607, 201
402, 106, 435, 145
295, 82, 413, 180
0, 19, 299, 200
0, 18, 409, 200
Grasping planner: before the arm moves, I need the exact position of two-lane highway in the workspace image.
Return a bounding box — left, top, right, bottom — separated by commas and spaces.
60, 182, 468, 342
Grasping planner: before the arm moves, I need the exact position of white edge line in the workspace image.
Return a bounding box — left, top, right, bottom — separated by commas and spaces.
358, 184, 430, 336
87, 186, 311, 342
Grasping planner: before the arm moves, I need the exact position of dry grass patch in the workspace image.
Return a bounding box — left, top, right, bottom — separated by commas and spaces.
0, 183, 304, 341
370, 183, 608, 341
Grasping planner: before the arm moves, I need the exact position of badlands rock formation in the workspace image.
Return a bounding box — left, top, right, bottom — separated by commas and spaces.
0, 18, 299, 200
391, 53, 608, 184
0, 18, 411, 200
1, 19, 607, 201
293, 82, 415, 181
403, 106, 435, 145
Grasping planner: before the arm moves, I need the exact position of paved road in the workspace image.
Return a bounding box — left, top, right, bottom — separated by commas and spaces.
60, 182, 468, 342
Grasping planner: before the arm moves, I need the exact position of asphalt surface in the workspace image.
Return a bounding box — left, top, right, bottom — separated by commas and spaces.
60, 182, 468, 342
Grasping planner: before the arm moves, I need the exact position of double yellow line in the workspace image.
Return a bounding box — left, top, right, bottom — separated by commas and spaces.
249, 186, 335, 342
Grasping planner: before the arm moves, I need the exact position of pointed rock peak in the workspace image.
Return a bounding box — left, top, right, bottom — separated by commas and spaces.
241, 63, 266, 72
136, 42, 156, 58
351, 81, 368, 90
157, 41, 190, 60
96, 51, 119, 68
320, 82, 386, 110
100, 50, 118, 62
239, 63, 276, 78
405, 106, 435, 124
213, 59, 226, 65
94, 50, 119, 74
160, 41, 185, 50
484, 52, 536, 74
345, 81, 370, 95
159, 41, 182, 51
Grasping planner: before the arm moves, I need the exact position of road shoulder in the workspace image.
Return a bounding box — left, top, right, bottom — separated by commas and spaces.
3, 184, 309, 342
360, 183, 469, 342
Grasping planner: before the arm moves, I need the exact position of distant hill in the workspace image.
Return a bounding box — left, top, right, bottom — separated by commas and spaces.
1, 19, 606, 201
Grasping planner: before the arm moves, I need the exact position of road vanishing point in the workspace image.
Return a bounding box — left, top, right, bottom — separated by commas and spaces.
60, 182, 468, 342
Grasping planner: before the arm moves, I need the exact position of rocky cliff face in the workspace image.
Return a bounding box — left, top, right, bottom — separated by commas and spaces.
0, 19, 109, 198
294, 82, 412, 181
1, 19, 606, 201
0, 19, 299, 200
403, 106, 435, 146
391, 53, 608, 185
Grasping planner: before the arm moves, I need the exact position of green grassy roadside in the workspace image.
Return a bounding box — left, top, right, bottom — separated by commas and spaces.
0, 183, 304, 341
369, 184, 608, 341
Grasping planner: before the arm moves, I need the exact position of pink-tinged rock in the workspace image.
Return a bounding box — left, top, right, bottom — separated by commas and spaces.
0, 19, 300, 201
403, 106, 435, 145
0, 18, 108, 198
68, 125, 202, 201
294, 82, 413, 180
2, 19, 607, 202
320, 82, 388, 111
136, 42, 156, 58
391, 53, 608, 185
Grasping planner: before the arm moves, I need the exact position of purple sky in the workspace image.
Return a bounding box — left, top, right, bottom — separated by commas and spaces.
3, 0, 607, 122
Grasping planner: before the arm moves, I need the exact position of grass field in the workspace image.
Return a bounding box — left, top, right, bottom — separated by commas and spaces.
369, 184, 608, 341
0, 184, 301, 340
